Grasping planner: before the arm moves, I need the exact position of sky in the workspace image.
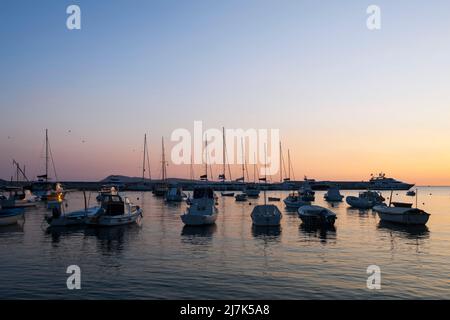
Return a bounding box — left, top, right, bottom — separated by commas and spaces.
1, 0, 450, 184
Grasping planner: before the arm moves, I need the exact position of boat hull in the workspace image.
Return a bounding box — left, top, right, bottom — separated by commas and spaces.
181, 213, 218, 226
251, 205, 282, 226
86, 209, 143, 227
0, 209, 24, 226
46, 207, 99, 227
297, 205, 337, 226
374, 206, 430, 225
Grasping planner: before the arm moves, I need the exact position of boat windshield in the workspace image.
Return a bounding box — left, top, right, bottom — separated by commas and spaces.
193, 188, 214, 199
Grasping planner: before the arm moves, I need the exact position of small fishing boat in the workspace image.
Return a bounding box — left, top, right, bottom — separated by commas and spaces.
250, 145, 282, 227
181, 187, 218, 226
251, 204, 282, 226
166, 184, 186, 202
346, 191, 385, 209
235, 193, 247, 202
244, 184, 260, 198
268, 197, 280, 202
373, 189, 430, 225
45, 206, 99, 227
221, 192, 235, 197
86, 194, 143, 227
373, 205, 430, 225
0, 187, 38, 208
0, 207, 25, 226
298, 205, 337, 226
324, 186, 344, 202
406, 190, 416, 197
299, 181, 315, 201
283, 192, 311, 208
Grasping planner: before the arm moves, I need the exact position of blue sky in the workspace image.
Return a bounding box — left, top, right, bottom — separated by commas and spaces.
1, 1, 450, 183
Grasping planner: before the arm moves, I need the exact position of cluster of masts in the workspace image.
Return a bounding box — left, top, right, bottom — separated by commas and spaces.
140, 128, 297, 184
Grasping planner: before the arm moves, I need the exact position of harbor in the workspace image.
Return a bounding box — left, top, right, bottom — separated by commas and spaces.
0, 187, 448, 299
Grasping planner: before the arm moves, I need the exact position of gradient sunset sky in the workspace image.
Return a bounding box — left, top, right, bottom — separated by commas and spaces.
1, 0, 450, 184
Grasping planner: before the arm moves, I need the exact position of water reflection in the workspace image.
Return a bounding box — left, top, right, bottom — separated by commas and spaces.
377, 221, 430, 239
299, 224, 336, 243
251, 225, 281, 239
181, 224, 217, 237
0, 223, 24, 235
346, 207, 371, 216
181, 224, 217, 245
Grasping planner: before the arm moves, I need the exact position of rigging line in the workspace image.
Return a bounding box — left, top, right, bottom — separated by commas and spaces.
48, 139, 58, 181
146, 136, 151, 180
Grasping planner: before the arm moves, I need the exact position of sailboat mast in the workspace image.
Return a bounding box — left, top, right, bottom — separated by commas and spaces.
264, 144, 267, 205
142, 134, 147, 181
222, 127, 225, 182
241, 138, 245, 183
204, 135, 208, 181
253, 152, 256, 183
279, 142, 282, 183
288, 149, 291, 180
45, 129, 49, 182
161, 137, 167, 181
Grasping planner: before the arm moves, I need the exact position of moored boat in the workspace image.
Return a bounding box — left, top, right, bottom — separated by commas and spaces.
298, 205, 337, 226
346, 191, 385, 209
166, 184, 186, 202
373, 205, 430, 225
283, 192, 311, 208
251, 204, 282, 226
235, 193, 247, 202
86, 194, 143, 226
0, 207, 25, 226
181, 187, 218, 226
324, 186, 344, 202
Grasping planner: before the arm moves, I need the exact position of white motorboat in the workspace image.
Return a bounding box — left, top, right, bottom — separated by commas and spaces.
181, 187, 218, 226
324, 186, 344, 202
0, 207, 25, 226
373, 204, 430, 225
166, 184, 186, 202
346, 191, 385, 209
251, 204, 282, 226
283, 192, 310, 208
0, 187, 38, 208
86, 194, 143, 227
298, 205, 337, 226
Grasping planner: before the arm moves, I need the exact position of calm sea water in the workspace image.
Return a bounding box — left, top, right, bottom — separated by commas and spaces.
0, 187, 449, 299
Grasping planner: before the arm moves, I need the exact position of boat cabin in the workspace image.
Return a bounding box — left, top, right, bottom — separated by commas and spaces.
192, 187, 215, 199
101, 194, 125, 216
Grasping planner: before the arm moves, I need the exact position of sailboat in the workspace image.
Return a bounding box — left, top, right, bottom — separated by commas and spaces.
181, 136, 218, 226
244, 149, 260, 198
153, 137, 169, 196
219, 127, 234, 197
132, 134, 153, 191
31, 129, 65, 202
251, 145, 282, 226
